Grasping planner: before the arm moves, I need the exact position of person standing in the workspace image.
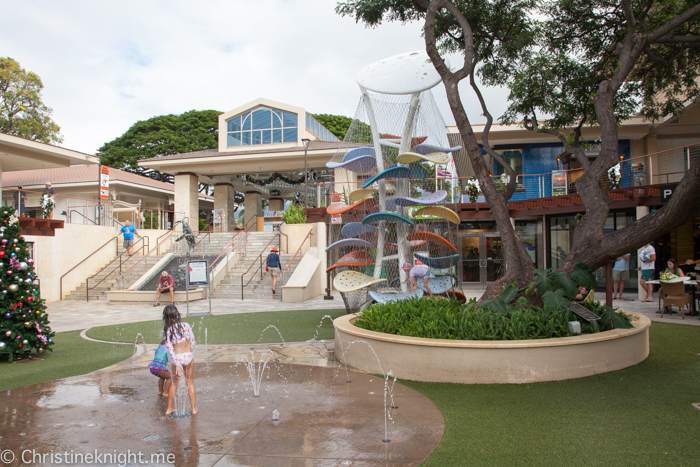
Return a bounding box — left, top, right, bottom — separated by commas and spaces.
13, 186, 26, 216
637, 242, 656, 302
155, 270, 175, 307
120, 219, 141, 255
266, 246, 283, 294
612, 253, 631, 300
42, 182, 56, 219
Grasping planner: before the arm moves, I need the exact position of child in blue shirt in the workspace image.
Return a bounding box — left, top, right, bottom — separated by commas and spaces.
149, 339, 171, 397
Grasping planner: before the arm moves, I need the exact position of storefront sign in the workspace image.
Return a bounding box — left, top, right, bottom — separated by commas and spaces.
330, 193, 342, 204
631, 162, 646, 186
99, 165, 110, 200
331, 215, 342, 225
552, 170, 567, 196
660, 184, 678, 203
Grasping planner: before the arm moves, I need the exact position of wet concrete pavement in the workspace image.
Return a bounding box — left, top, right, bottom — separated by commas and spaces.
0, 361, 444, 466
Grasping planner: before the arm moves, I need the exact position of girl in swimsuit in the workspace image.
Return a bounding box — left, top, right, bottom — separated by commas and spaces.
162, 305, 198, 416
149, 338, 171, 397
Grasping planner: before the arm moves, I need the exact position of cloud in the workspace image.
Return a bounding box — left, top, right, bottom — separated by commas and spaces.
2, 0, 507, 154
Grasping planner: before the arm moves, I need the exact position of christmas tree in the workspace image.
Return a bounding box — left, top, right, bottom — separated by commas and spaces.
0, 207, 54, 361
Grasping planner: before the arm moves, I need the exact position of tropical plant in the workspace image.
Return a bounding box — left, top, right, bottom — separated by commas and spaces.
281, 203, 306, 224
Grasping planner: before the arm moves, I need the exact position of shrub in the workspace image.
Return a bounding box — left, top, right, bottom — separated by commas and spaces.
281, 203, 306, 224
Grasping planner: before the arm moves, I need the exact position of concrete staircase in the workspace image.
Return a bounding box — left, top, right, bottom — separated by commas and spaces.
212, 232, 302, 300
64, 246, 168, 301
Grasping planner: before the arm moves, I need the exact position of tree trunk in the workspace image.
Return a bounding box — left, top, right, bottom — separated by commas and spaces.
441, 78, 535, 301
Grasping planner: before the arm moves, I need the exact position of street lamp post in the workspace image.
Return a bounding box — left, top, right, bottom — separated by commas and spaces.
302, 138, 311, 207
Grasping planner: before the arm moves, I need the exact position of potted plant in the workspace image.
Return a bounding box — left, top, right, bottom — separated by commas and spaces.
465, 177, 480, 203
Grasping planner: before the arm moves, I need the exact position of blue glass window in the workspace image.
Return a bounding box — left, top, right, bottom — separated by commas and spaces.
226, 106, 297, 147
252, 109, 271, 130
228, 116, 241, 132
283, 128, 297, 142
227, 132, 241, 146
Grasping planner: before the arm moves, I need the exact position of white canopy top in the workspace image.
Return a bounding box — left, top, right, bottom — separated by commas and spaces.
356, 50, 446, 95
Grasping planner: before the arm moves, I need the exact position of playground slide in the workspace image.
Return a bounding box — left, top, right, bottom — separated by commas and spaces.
411, 206, 461, 225
361, 166, 411, 188
326, 250, 374, 273
413, 253, 461, 268
406, 231, 457, 252
362, 212, 414, 227
369, 289, 424, 304
394, 190, 447, 207
333, 270, 387, 293
325, 238, 375, 252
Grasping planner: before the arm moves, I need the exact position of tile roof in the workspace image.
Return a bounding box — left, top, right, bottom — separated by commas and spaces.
1, 165, 211, 199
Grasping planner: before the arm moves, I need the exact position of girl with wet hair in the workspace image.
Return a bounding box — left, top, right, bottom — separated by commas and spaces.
162, 305, 197, 416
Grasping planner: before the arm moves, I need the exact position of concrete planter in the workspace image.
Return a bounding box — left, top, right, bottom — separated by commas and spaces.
280, 223, 314, 255
106, 288, 205, 304
334, 312, 650, 384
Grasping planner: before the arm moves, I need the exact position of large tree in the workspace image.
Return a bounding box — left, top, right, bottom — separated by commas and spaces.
98, 109, 222, 186
338, 0, 700, 300
0, 57, 62, 144
310, 113, 354, 140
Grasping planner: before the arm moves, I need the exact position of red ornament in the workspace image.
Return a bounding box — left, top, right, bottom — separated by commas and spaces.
6, 270, 12, 275
27, 297, 33, 302
18, 344, 23, 349
0, 251, 5, 258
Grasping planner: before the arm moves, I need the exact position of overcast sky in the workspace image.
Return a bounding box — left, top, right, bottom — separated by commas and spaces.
2, 0, 509, 155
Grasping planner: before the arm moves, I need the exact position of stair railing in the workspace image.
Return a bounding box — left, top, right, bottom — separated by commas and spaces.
206, 230, 248, 295
240, 233, 280, 300
60, 235, 119, 300
116, 230, 179, 289
194, 218, 216, 249
278, 229, 313, 301
85, 236, 149, 301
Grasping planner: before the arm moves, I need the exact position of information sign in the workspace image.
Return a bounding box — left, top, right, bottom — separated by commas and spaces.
188, 261, 208, 287
99, 165, 110, 200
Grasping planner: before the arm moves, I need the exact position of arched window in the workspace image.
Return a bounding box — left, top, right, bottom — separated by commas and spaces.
227, 107, 298, 147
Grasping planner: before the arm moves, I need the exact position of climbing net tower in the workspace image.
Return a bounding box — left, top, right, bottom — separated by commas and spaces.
325, 51, 466, 314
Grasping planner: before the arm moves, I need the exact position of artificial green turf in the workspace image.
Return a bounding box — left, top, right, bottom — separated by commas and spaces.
85, 309, 345, 344
403, 322, 700, 467
0, 330, 133, 392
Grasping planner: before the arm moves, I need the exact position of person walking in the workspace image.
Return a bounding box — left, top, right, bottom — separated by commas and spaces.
120, 219, 141, 255
155, 270, 175, 306
637, 242, 656, 302
612, 252, 631, 300
266, 246, 283, 294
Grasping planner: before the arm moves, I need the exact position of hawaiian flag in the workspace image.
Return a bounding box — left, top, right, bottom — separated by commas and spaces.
437, 168, 452, 178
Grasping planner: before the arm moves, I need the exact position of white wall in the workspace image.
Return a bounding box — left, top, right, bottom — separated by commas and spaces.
27, 224, 120, 302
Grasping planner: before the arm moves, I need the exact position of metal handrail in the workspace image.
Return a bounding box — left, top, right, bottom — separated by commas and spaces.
209, 230, 246, 272
86, 236, 149, 301
244, 215, 257, 232
67, 210, 97, 225
60, 235, 119, 300
240, 233, 281, 300
119, 230, 177, 278
281, 229, 312, 273
194, 218, 216, 248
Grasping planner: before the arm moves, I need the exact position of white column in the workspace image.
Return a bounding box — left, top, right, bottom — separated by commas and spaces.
174, 173, 199, 227
214, 183, 236, 231
244, 191, 263, 231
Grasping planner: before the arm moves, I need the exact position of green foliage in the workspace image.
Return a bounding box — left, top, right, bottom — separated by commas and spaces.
478, 283, 519, 316
0, 57, 62, 144
0, 207, 54, 359
98, 109, 222, 183
310, 113, 353, 140
142, 211, 159, 229
532, 262, 594, 297
281, 203, 307, 224
355, 297, 577, 341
